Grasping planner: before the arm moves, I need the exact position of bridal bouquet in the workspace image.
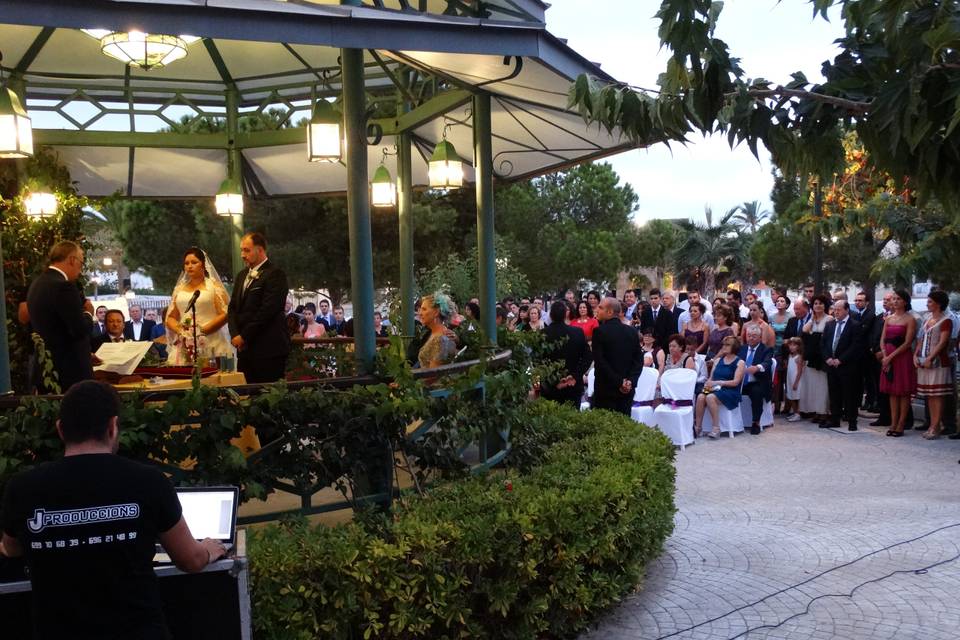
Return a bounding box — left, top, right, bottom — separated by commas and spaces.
177, 317, 208, 364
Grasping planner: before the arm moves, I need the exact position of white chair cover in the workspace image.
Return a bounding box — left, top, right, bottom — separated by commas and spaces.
580, 367, 595, 412
630, 367, 660, 426
702, 404, 743, 437
694, 354, 708, 384
652, 368, 697, 449
739, 358, 776, 430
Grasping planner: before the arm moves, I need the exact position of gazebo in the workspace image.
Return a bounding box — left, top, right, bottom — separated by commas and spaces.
0, 0, 634, 390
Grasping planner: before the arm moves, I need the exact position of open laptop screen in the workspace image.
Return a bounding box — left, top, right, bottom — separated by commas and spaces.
175, 488, 237, 542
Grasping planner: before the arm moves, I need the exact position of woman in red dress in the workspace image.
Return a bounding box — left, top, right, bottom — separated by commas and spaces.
879, 289, 917, 436
571, 300, 599, 341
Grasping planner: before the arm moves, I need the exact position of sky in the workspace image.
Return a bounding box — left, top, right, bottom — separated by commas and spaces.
544, 0, 845, 224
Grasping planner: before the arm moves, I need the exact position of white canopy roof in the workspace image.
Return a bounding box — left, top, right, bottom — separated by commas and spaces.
0, 0, 636, 197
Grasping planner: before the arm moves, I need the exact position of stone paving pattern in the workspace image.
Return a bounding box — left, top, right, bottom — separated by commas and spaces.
580, 418, 960, 640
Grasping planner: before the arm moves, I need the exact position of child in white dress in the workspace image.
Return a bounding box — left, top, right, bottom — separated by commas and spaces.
784, 337, 804, 422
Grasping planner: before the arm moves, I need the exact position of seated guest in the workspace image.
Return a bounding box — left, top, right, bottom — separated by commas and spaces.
694, 336, 745, 438
640, 327, 665, 372
92, 309, 128, 350
685, 335, 708, 397
301, 305, 327, 342
739, 325, 775, 434
680, 301, 709, 354
0, 381, 227, 640
541, 301, 593, 407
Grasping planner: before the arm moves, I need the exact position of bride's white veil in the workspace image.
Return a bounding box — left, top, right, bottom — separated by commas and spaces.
165, 248, 233, 364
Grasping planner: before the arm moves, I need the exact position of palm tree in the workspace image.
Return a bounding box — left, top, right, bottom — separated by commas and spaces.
671, 206, 743, 298
731, 200, 770, 233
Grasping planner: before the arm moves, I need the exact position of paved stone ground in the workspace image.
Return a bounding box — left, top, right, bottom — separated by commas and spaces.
580, 416, 960, 640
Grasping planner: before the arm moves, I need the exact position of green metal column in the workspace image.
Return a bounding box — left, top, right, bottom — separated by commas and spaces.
473, 92, 497, 344
0, 200, 11, 393
342, 47, 376, 373
397, 131, 415, 335
225, 88, 244, 278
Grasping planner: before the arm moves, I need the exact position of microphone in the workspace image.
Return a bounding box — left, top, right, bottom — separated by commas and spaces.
185, 289, 201, 314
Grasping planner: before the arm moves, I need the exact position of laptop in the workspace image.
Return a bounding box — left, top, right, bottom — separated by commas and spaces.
154, 486, 239, 563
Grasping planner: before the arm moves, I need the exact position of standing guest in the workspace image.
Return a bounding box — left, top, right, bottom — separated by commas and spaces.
694, 336, 745, 438
622, 289, 639, 325
680, 301, 709, 354
677, 289, 715, 332
640, 327, 665, 372
123, 305, 155, 342
661, 290, 684, 332
527, 305, 545, 331
417, 293, 458, 369
515, 304, 530, 331
706, 304, 737, 359
641, 288, 674, 349
572, 300, 599, 341
852, 291, 879, 412
784, 337, 805, 421
285, 297, 302, 338
784, 298, 809, 348
0, 381, 227, 640
373, 312, 389, 338
327, 306, 347, 335
316, 299, 335, 328
91, 305, 108, 338
301, 305, 327, 341
591, 297, 644, 415
803, 282, 816, 304
770, 295, 791, 412
879, 289, 917, 436
463, 302, 481, 330
915, 291, 952, 439
741, 301, 776, 348
739, 325, 775, 434
832, 288, 848, 303
494, 306, 508, 329
91, 309, 127, 350
869, 292, 895, 427
542, 301, 593, 407
586, 290, 601, 314
727, 289, 748, 320
148, 308, 168, 359
821, 300, 864, 431
712, 296, 726, 314
227, 232, 290, 383
26, 241, 96, 391
801, 294, 833, 424
563, 289, 577, 305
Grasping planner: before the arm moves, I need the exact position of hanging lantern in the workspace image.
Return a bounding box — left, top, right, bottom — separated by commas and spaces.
24, 191, 57, 217
82, 30, 199, 71
371, 164, 397, 208
307, 99, 342, 163
0, 85, 33, 158
103, 257, 113, 267
428, 139, 463, 189
215, 179, 244, 216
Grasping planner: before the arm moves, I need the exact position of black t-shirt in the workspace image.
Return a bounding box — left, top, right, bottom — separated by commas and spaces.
1, 454, 182, 640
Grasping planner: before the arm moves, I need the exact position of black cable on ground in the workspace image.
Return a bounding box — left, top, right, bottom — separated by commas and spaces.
651, 522, 960, 640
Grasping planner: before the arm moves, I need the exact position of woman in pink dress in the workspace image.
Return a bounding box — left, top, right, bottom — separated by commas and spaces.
879, 289, 917, 436
301, 306, 327, 346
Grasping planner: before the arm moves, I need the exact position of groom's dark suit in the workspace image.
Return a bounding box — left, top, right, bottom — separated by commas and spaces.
228, 259, 290, 383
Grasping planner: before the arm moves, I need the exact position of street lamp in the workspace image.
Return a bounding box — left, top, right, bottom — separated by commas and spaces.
0, 52, 33, 158
428, 138, 464, 189
307, 99, 342, 163
215, 179, 244, 215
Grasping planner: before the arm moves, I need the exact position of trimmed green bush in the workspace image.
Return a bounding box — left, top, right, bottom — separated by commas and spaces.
248, 401, 676, 639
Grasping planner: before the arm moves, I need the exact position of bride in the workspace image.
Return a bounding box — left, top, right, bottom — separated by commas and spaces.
165, 247, 235, 365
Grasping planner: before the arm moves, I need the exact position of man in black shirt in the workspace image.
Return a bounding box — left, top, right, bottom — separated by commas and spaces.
0, 381, 226, 640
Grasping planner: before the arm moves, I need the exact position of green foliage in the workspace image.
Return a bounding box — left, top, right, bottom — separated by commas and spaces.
96, 199, 233, 292
570, 0, 960, 209
248, 400, 676, 640
417, 237, 528, 305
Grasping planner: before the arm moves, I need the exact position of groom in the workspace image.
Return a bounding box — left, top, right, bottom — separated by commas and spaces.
228, 232, 290, 383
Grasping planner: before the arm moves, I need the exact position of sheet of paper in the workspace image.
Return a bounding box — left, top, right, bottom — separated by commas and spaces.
94, 341, 152, 375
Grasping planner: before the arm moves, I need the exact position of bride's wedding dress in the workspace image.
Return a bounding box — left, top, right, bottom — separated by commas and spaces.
167, 279, 235, 365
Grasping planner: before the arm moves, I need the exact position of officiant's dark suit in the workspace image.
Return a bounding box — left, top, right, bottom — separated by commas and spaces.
27, 242, 94, 391
228, 233, 290, 383
821, 302, 864, 430
592, 300, 643, 416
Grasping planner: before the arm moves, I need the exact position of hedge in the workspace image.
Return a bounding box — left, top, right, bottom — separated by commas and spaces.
248, 400, 676, 639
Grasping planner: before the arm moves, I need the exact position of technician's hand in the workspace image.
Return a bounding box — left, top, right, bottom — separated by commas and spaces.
201, 538, 227, 565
